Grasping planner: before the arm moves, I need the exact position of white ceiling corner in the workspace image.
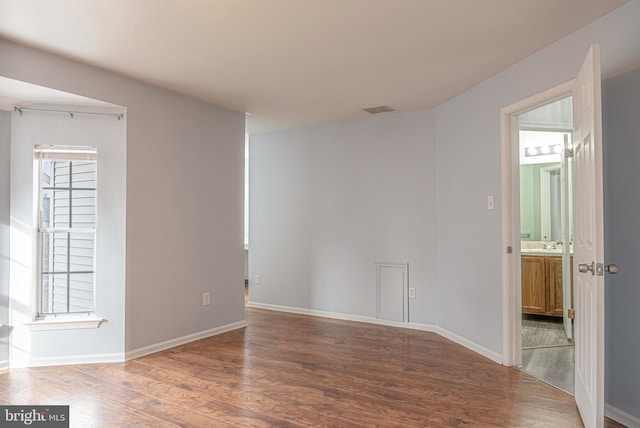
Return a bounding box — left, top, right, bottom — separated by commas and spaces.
0, 76, 118, 111
0, 0, 629, 133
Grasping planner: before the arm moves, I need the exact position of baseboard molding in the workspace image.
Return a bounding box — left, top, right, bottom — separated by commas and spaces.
11, 352, 125, 368
606, 404, 640, 428
247, 302, 502, 364
248, 301, 430, 330
6, 320, 248, 368
125, 320, 248, 361
435, 326, 503, 364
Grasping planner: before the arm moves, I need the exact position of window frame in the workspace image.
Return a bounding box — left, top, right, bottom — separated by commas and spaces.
34, 145, 98, 319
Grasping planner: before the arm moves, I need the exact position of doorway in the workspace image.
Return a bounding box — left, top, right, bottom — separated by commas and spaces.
517, 97, 574, 392
499, 81, 575, 372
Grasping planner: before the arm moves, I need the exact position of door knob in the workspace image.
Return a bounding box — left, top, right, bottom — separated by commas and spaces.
605, 263, 618, 274
579, 262, 595, 275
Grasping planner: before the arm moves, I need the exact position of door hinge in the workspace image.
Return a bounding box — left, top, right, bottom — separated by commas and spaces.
564, 148, 574, 158
506, 246, 513, 254
568, 308, 575, 319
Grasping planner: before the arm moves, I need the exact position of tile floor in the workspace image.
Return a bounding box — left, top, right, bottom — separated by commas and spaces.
521, 315, 575, 393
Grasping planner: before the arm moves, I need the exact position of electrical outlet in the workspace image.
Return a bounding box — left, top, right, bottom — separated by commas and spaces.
255, 274, 261, 284
202, 292, 211, 306
409, 288, 416, 299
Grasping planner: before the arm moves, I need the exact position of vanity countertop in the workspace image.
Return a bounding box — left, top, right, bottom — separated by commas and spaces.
521, 248, 572, 256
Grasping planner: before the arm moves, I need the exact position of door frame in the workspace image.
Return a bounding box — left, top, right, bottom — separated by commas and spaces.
500, 80, 574, 366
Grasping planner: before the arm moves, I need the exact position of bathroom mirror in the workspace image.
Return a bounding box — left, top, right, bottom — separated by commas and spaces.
540, 166, 561, 241
520, 161, 561, 241
519, 131, 572, 242
518, 96, 573, 244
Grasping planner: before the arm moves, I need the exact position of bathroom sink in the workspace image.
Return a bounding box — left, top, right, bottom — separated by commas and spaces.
521, 248, 565, 254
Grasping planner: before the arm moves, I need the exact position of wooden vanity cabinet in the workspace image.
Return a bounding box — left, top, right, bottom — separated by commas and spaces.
547, 257, 565, 316
521, 256, 546, 314
522, 255, 572, 317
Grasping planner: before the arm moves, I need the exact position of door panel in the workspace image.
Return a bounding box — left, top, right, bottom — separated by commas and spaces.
376, 263, 407, 322
521, 256, 546, 314
548, 256, 564, 316
572, 44, 605, 428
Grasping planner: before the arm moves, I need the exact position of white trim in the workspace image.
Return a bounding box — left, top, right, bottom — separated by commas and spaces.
11, 352, 124, 368
9, 320, 248, 368
26, 318, 104, 331
500, 80, 574, 367
125, 320, 247, 361
435, 326, 503, 364
0, 359, 8, 371
605, 404, 640, 428
248, 301, 419, 328
247, 302, 502, 365
500, 109, 521, 367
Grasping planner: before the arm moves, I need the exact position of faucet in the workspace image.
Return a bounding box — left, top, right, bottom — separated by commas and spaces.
544, 241, 557, 250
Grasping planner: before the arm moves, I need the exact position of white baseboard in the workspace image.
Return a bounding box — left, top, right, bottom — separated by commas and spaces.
11, 352, 125, 368
125, 320, 248, 361
7, 320, 248, 368
606, 404, 640, 428
247, 302, 502, 364
435, 326, 503, 364
248, 301, 431, 330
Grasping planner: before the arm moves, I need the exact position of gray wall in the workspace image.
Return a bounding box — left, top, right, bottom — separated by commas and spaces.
249, 109, 437, 323
434, 0, 639, 356
0, 110, 10, 367
249, 1, 640, 420
0, 37, 246, 356
603, 68, 640, 420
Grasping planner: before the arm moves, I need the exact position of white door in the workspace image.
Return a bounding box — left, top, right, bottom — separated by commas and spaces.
572, 44, 604, 428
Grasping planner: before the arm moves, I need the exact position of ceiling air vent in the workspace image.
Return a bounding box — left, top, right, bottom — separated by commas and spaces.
362, 105, 395, 114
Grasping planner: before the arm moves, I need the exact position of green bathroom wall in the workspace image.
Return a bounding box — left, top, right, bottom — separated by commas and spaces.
520, 162, 558, 241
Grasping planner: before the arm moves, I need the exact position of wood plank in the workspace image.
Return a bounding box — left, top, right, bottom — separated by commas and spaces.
0, 307, 626, 426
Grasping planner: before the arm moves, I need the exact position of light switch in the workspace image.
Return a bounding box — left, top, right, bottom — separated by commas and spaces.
487, 195, 495, 211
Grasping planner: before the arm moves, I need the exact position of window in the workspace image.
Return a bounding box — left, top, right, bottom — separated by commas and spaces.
35, 145, 97, 317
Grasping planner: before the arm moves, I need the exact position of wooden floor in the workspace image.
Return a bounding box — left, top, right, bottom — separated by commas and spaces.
0, 308, 626, 427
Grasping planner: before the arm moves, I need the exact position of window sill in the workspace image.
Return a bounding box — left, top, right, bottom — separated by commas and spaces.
26, 318, 105, 331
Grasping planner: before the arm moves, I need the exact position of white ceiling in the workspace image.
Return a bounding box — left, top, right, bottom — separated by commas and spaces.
0, 76, 117, 111
0, 0, 628, 134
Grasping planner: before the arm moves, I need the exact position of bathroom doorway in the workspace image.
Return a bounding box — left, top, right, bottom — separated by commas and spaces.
517, 96, 575, 393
